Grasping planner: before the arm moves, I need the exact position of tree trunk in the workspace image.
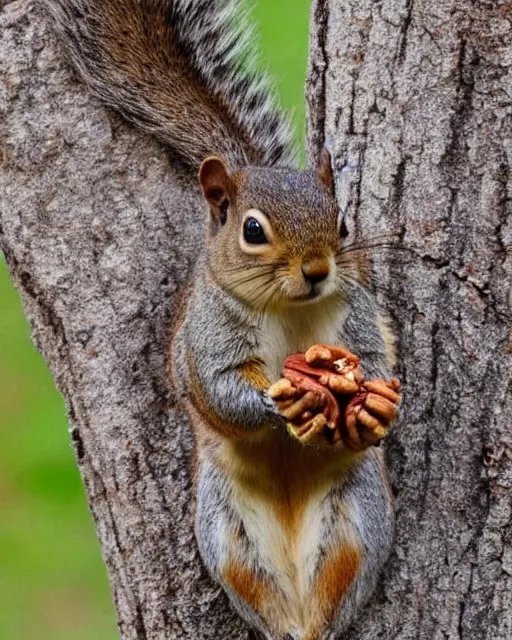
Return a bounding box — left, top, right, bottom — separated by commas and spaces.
307, 0, 512, 638
1, 1, 246, 638
1, 1, 510, 639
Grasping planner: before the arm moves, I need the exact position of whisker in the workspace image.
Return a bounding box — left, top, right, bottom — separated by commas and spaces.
336, 270, 400, 297
335, 270, 367, 290
341, 232, 401, 249
222, 264, 275, 274
227, 270, 275, 288
336, 244, 415, 262
258, 281, 280, 316
245, 277, 276, 309
340, 239, 404, 251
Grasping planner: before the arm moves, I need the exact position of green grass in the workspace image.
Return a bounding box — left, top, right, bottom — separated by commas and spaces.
253, 0, 311, 160
0, 258, 116, 640
0, 1, 310, 637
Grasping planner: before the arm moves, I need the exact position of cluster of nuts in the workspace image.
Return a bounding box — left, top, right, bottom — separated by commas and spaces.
268, 344, 400, 450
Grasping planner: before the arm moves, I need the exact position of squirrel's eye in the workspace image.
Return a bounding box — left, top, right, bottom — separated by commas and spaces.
243, 217, 268, 245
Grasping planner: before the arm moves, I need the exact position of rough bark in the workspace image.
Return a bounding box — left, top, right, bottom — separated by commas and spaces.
1, 1, 511, 640
307, 0, 512, 638
1, 1, 246, 638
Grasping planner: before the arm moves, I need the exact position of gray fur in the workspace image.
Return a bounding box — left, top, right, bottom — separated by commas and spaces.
173, 268, 396, 640
195, 456, 273, 636
193, 434, 394, 640
173, 266, 285, 430
324, 450, 395, 640
337, 284, 391, 379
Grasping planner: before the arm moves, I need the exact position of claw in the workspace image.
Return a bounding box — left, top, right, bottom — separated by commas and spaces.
281, 392, 323, 421
363, 380, 400, 403
364, 393, 398, 422
268, 378, 297, 400
357, 408, 388, 439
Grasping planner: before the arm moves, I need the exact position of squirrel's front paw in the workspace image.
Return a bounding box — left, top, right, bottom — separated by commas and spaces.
270, 349, 402, 448
262, 381, 306, 426
268, 378, 331, 444
344, 379, 401, 451
273, 344, 362, 445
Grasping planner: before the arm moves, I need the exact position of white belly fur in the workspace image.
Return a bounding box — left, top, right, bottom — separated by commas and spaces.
233, 296, 350, 632
260, 295, 347, 382
232, 480, 334, 634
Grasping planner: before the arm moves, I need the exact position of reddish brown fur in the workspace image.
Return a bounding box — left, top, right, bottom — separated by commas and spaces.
100, 2, 263, 165
222, 562, 271, 611
220, 433, 361, 538
237, 359, 271, 391
305, 545, 361, 639
48, 3, 392, 638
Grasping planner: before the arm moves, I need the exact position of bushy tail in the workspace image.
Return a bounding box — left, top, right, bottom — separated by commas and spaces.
44, 0, 296, 170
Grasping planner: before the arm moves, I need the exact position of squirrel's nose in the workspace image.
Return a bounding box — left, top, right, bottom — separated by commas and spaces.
301, 257, 330, 285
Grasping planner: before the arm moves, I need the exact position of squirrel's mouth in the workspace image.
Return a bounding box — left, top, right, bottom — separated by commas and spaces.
284, 280, 337, 305
294, 287, 322, 301
277, 254, 337, 304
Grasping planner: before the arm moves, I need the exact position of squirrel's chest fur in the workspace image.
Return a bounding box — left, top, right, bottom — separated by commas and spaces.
214, 297, 358, 636
259, 297, 347, 383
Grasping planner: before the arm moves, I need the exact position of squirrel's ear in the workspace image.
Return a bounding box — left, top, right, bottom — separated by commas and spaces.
317, 148, 334, 194
199, 156, 234, 225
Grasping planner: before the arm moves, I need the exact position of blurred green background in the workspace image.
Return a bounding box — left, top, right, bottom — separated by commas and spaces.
0, 1, 310, 638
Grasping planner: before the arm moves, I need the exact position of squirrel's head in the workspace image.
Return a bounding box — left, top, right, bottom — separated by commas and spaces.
199, 150, 358, 311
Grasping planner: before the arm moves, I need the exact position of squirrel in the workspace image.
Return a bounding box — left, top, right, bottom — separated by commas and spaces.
45, 1, 401, 638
